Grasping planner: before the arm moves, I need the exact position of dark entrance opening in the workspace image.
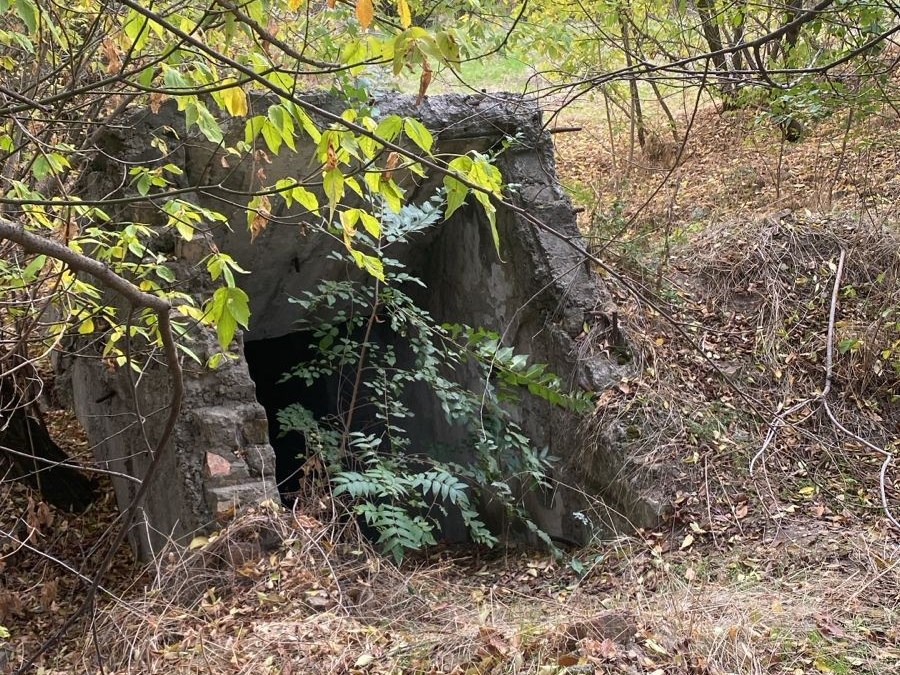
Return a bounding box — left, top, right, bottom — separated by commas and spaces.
242, 324, 472, 541
243, 325, 401, 502
244, 331, 332, 499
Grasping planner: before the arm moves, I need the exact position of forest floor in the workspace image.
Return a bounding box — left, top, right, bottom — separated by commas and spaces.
2, 89, 899, 674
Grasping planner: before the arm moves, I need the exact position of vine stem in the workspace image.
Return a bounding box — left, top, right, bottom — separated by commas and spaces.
341, 277, 381, 457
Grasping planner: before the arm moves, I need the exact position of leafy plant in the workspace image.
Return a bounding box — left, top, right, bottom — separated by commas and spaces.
276, 195, 591, 560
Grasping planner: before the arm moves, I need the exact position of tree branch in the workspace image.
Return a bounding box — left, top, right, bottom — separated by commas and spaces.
0, 218, 185, 674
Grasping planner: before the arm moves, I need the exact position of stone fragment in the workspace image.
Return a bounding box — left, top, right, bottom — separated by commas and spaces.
206, 452, 232, 477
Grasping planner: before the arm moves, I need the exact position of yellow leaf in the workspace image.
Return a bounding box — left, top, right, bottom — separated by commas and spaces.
78, 317, 94, 334
397, 0, 411, 28
356, 0, 374, 30
288, 0, 303, 9
645, 638, 668, 655
189, 535, 209, 550
221, 83, 248, 117
354, 654, 375, 668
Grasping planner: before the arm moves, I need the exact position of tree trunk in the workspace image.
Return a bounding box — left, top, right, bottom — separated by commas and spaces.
619, 9, 646, 149
694, 0, 728, 72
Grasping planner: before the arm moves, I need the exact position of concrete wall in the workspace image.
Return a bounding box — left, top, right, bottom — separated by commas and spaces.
64, 92, 663, 559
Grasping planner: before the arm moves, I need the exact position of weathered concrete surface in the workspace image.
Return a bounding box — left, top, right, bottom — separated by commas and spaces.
56, 327, 277, 560
64, 92, 665, 558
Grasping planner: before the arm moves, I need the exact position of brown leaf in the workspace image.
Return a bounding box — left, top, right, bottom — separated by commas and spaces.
149, 92, 166, 114
416, 60, 433, 107
355, 0, 374, 30
0, 590, 23, 622
250, 195, 271, 243
383, 152, 400, 181
325, 140, 338, 170
102, 38, 121, 74
597, 638, 618, 659
40, 579, 58, 611
478, 626, 510, 655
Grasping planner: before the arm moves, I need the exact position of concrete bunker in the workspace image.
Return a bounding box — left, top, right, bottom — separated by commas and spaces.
60, 93, 666, 560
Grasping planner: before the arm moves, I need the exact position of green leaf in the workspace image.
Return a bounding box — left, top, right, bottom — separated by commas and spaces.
288, 103, 322, 143
174, 220, 194, 241
261, 120, 283, 155
350, 249, 385, 281
443, 176, 467, 219
340, 208, 360, 237
244, 116, 266, 145
323, 168, 344, 217
403, 118, 433, 153
208, 286, 251, 349
358, 211, 381, 239
436, 31, 460, 65
379, 178, 403, 213
268, 104, 296, 151
15, 0, 38, 33
292, 186, 319, 213
194, 102, 224, 144
375, 115, 404, 142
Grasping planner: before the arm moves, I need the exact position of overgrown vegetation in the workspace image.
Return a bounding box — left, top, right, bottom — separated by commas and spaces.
2, 0, 900, 671
275, 196, 590, 560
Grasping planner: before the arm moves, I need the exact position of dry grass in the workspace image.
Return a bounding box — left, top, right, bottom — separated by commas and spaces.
51, 502, 896, 674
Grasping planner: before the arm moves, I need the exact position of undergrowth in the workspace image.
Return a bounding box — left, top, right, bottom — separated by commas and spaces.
276, 195, 591, 560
